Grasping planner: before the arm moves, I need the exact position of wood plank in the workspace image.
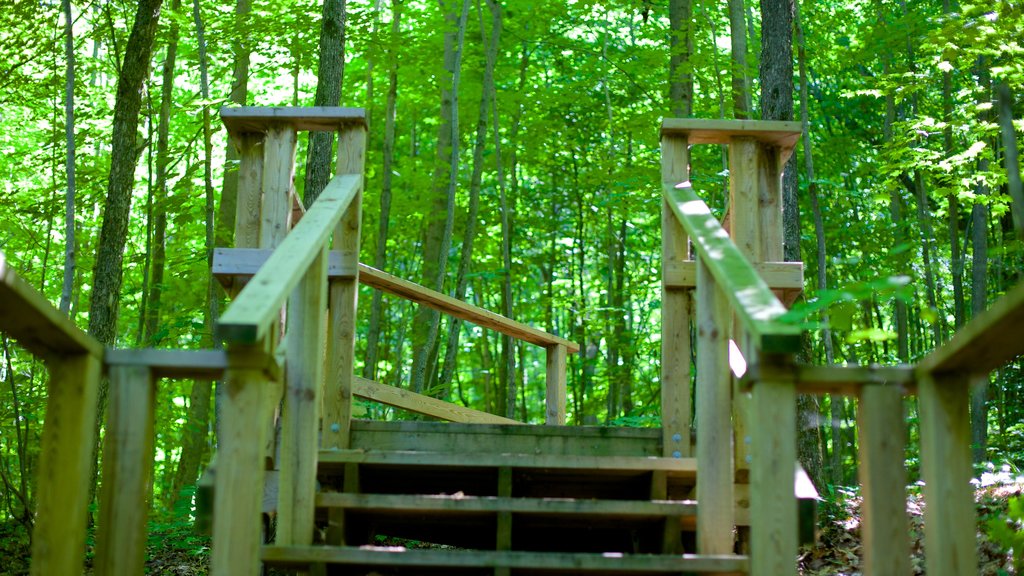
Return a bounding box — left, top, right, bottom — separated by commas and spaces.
260, 125, 297, 249
695, 258, 734, 555
318, 449, 698, 476
742, 363, 916, 396
917, 280, 1024, 375
29, 353, 100, 576
104, 347, 280, 380
217, 174, 361, 344
757, 142, 784, 264
234, 133, 264, 250
352, 377, 523, 425
664, 260, 804, 290
858, 384, 911, 576
323, 124, 366, 451
749, 375, 797, 576
211, 349, 277, 576
277, 248, 328, 546
358, 264, 580, 352
95, 364, 155, 576
263, 546, 749, 574
316, 492, 698, 518
545, 344, 568, 425
918, 373, 978, 576
221, 106, 367, 135
0, 251, 103, 358
663, 181, 801, 353
661, 133, 693, 462
213, 248, 579, 353
661, 118, 802, 148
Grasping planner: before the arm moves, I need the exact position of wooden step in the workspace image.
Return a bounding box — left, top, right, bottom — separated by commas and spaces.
263, 545, 748, 575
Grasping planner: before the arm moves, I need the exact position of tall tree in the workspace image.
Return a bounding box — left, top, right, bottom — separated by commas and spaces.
668, 0, 693, 117
729, 0, 751, 119
303, 0, 347, 206
59, 0, 75, 316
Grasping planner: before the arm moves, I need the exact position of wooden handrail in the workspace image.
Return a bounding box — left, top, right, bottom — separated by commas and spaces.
662, 181, 801, 353
212, 249, 579, 353
917, 280, 1024, 375
0, 251, 103, 358
217, 173, 361, 344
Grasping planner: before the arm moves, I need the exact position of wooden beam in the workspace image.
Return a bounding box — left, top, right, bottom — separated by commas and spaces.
917, 280, 1024, 375
277, 248, 327, 546
221, 106, 367, 135
695, 258, 734, 555
104, 347, 280, 380
545, 344, 568, 425
0, 251, 103, 358
96, 364, 155, 576
324, 124, 366, 451
353, 377, 523, 425
858, 384, 911, 576
661, 132, 693, 462
234, 133, 264, 251
214, 248, 577, 352
316, 492, 699, 517
663, 181, 801, 353
664, 260, 804, 290
217, 174, 360, 344
742, 364, 916, 396
918, 373, 978, 576
661, 118, 802, 148
29, 353, 101, 576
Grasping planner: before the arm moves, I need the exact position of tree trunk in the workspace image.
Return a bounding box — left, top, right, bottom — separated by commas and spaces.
997, 82, 1024, 237
970, 58, 991, 463
410, 0, 471, 393
728, 0, 750, 119
303, 0, 347, 206
364, 0, 403, 382
668, 0, 693, 117
215, 0, 252, 249
60, 0, 76, 316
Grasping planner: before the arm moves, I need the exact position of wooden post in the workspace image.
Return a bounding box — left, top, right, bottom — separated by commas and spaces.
749, 373, 797, 576
211, 351, 274, 576
695, 257, 733, 554
660, 133, 692, 460
261, 125, 298, 248
29, 353, 100, 576
324, 124, 366, 450
728, 137, 760, 481
495, 466, 513, 576
277, 246, 328, 546
96, 364, 155, 576
235, 132, 265, 252
545, 344, 567, 425
918, 373, 978, 576
858, 385, 911, 576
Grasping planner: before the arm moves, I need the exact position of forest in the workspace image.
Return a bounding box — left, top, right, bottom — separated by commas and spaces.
0, 0, 1023, 572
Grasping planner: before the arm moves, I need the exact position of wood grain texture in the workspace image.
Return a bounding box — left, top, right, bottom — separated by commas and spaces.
352, 377, 522, 425
660, 134, 693, 461
211, 352, 276, 576
661, 118, 801, 148
221, 106, 366, 135
741, 364, 916, 396
234, 133, 264, 251
260, 126, 297, 249
0, 251, 102, 358
918, 373, 978, 576
218, 174, 360, 344
277, 248, 327, 546
104, 347, 280, 381
664, 260, 804, 290
917, 280, 1024, 375
316, 492, 699, 517
695, 258, 734, 555
858, 384, 911, 576
323, 125, 366, 451
96, 365, 155, 576
545, 344, 568, 425
749, 377, 797, 576
29, 353, 100, 576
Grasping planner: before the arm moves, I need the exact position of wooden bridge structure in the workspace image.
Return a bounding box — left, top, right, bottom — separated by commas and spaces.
3, 107, 1023, 575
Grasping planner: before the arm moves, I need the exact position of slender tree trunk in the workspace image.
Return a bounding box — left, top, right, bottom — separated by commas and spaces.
668, 0, 693, 116
728, 0, 750, 119
997, 82, 1024, 237
410, 0, 471, 393
303, 0, 347, 206
60, 0, 76, 316
365, 0, 403, 381
145, 0, 181, 345
970, 58, 991, 463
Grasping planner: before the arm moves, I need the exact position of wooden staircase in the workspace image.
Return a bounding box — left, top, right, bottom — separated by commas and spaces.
261, 421, 747, 575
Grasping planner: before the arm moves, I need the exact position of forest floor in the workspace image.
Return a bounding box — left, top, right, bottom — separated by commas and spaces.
0, 479, 1019, 575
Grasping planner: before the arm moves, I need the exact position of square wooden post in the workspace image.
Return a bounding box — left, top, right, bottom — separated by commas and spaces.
29, 352, 101, 576
96, 364, 156, 576
545, 344, 568, 425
